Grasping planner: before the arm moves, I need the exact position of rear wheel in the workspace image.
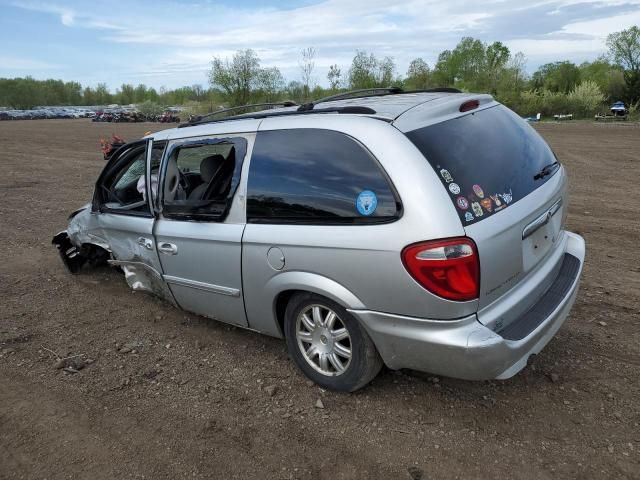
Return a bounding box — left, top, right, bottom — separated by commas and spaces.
284, 293, 383, 392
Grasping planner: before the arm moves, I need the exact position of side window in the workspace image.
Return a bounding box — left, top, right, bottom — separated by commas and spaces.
246, 129, 401, 224
95, 141, 165, 214
160, 137, 247, 220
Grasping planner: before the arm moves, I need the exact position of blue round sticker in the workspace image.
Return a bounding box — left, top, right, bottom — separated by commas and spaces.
356, 190, 378, 216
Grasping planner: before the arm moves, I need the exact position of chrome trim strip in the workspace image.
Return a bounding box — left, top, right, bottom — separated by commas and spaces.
522, 198, 563, 240
163, 274, 240, 297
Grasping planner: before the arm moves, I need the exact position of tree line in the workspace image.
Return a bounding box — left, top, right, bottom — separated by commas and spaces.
1, 26, 638, 118
0, 77, 214, 110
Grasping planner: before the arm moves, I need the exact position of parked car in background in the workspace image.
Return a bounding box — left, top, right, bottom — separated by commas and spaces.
53, 88, 585, 392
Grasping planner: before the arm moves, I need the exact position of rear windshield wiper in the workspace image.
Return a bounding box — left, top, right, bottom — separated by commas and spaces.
534, 161, 559, 180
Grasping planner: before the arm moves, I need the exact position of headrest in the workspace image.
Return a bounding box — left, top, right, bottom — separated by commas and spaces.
199, 154, 225, 182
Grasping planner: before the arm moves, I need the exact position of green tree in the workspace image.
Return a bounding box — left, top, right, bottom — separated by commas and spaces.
607, 26, 640, 72
495, 52, 527, 108
83, 86, 96, 105
259, 67, 285, 101
209, 49, 262, 106
567, 80, 605, 116
95, 83, 112, 104
117, 84, 135, 105
432, 50, 457, 86
284, 80, 305, 103
607, 26, 640, 102
134, 84, 148, 103
448, 37, 487, 89
348, 51, 378, 89
579, 57, 626, 100
531, 61, 580, 93
485, 41, 510, 93
378, 56, 396, 86
432, 37, 511, 92
348, 51, 397, 89
405, 58, 431, 90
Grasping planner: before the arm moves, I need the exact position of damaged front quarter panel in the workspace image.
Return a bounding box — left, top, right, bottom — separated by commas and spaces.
52, 204, 109, 274
66, 204, 110, 251
52, 205, 176, 305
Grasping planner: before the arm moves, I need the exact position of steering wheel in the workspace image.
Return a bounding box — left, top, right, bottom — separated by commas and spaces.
178, 170, 188, 191
164, 157, 188, 201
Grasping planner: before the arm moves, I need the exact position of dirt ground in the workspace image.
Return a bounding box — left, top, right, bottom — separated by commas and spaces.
0, 119, 639, 480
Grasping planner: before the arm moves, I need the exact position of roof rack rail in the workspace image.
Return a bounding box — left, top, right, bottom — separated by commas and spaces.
297, 86, 462, 111
185, 101, 298, 126
178, 105, 378, 128
176, 87, 462, 128
298, 87, 403, 111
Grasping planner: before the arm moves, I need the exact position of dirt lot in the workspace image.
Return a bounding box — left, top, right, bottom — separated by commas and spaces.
0, 119, 639, 479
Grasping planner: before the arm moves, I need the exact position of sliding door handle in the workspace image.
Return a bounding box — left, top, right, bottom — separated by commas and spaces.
158, 242, 178, 255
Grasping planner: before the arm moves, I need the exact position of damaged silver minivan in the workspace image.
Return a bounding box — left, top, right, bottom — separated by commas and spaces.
54, 88, 585, 392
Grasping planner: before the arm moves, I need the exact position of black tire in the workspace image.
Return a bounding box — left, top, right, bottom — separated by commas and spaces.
284, 292, 383, 392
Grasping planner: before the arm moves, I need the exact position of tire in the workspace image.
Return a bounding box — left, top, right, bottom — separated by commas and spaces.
284, 292, 383, 392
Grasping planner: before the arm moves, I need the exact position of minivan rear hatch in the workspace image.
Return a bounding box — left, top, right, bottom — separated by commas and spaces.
404, 104, 566, 327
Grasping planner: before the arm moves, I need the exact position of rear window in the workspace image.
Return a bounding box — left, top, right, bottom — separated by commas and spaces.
405, 105, 558, 225
246, 129, 401, 224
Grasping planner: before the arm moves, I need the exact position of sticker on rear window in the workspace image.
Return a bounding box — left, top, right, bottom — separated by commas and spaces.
456, 197, 469, 210
499, 189, 513, 204
481, 198, 493, 212
440, 169, 453, 183
356, 190, 378, 216
448, 183, 460, 195
464, 212, 474, 222
471, 202, 483, 217
472, 184, 484, 198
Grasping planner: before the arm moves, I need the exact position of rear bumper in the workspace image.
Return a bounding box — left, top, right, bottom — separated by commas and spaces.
350, 231, 585, 380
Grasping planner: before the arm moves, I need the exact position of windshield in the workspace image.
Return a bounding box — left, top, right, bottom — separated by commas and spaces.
405, 105, 558, 225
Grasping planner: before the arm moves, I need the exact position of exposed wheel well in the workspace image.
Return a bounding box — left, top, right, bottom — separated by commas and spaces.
274, 290, 302, 336
80, 243, 111, 266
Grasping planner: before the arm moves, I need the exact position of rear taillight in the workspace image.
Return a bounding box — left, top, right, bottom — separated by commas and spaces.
401, 238, 479, 302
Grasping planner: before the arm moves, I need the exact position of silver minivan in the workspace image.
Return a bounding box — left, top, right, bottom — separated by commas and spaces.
54, 89, 585, 392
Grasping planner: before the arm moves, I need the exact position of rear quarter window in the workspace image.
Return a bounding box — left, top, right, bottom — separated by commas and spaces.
405, 105, 558, 225
246, 128, 401, 224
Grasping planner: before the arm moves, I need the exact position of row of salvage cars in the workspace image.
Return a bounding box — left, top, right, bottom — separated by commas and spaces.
0, 107, 96, 120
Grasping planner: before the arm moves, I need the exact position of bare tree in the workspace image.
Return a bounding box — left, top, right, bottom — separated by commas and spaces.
327, 64, 342, 90
300, 47, 316, 98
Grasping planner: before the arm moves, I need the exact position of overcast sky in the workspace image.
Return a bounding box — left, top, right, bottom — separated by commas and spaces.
1, 0, 639, 90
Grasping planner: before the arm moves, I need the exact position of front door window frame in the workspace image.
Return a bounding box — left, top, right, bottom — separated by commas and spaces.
157, 135, 249, 222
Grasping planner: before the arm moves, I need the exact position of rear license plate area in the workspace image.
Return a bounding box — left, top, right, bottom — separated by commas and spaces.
522, 211, 562, 272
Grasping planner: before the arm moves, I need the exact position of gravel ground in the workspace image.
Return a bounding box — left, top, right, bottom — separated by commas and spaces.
1, 119, 639, 480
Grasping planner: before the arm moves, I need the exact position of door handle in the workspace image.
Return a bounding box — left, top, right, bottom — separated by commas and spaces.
137, 237, 153, 250
158, 242, 178, 255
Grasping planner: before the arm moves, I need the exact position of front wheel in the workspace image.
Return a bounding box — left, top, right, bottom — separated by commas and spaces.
284, 293, 383, 392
